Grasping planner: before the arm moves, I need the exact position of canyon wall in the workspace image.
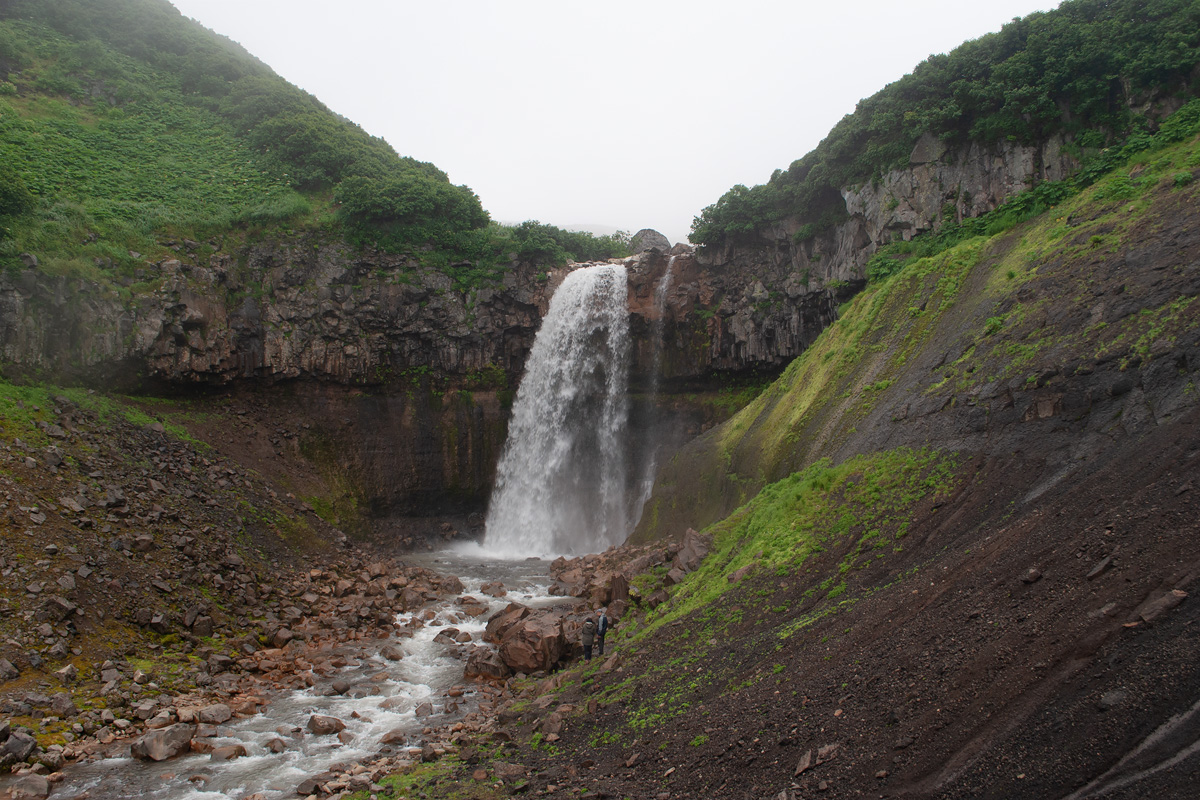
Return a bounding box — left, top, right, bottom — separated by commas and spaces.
0, 135, 1079, 530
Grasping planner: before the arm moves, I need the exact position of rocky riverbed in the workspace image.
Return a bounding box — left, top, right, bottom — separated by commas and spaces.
0, 293, 717, 800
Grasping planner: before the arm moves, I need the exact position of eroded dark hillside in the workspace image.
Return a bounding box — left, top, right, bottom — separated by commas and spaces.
481, 133, 1200, 800
506, 412, 1200, 799
639, 132, 1200, 543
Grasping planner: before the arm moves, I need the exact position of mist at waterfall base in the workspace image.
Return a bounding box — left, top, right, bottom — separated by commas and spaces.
481, 263, 642, 559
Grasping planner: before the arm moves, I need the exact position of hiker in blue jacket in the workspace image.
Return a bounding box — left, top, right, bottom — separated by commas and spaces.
596, 608, 610, 656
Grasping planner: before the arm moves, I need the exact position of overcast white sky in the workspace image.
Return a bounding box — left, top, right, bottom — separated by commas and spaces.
169, 0, 1058, 244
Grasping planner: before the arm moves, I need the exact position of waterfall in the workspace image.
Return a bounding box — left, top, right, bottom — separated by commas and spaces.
484, 263, 631, 557
629, 256, 676, 528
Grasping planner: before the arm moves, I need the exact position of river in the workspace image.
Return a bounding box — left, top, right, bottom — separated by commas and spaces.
43, 549, 559, 800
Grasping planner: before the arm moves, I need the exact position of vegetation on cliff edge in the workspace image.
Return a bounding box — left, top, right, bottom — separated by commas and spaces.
690, 0, 1200, 247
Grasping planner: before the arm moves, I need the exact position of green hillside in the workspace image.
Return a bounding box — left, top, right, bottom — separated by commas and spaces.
0, 0, 627, 289
690, 0, 1200, 247
643, 112, 1200, 540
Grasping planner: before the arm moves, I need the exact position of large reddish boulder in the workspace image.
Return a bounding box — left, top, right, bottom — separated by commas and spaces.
307, 715, 346, 735
484, 603, 531, 644
498, 610, 566, 673
464, 646, 512, 682
609, 573, 629, 605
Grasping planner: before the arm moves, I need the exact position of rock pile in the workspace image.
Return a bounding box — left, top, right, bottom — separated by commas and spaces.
547, 528, 712, 618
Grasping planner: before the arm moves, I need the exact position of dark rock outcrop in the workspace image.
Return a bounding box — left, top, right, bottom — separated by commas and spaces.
630, 229, 672, 253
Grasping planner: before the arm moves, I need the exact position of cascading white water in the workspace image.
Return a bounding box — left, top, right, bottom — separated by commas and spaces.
484, 263, 631, 557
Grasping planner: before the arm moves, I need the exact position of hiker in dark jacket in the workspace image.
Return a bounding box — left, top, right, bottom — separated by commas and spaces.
596, 608, 610, 656
581, 615, 597, 661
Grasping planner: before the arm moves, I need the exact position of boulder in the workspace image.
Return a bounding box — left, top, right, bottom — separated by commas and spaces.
480, 581, 507, 598
464, 647, 512, 682
210, 744, 248, 761
673, 528, 710, 573
380, 644, 404, 661
296, 772, 336, 796
198, 703, 232, 724
541, 712, 564, 735
608, 598, 629, 621
50, 692, 78, 717
307, 714, 346, 735
380, 728, 407, 745
433, 628, 461, 645
1, 731, 36, 761
484, 603, 531, 644
494, 762, 527, 781
498, 611, 566, 673
35, 596, 76, 623
3, 774, 50, 799
727, 563, 754, 583
130, 723, 196, 761
645, 589, 669, 609
55, 663, 78, 685
630, 229, 672, 253
146, 711, 174, 729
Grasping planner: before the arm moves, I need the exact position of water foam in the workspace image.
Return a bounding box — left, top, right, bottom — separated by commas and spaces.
484, 263, 631, 557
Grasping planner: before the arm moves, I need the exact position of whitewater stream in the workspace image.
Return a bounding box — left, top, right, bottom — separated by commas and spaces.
46, 551, 560, 800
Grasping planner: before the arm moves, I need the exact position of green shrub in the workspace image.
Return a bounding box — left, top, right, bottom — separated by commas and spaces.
233, 190, 312, 225
0, 161, 32, 216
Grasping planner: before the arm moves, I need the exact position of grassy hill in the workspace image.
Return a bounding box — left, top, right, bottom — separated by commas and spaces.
0, 0, 627, 293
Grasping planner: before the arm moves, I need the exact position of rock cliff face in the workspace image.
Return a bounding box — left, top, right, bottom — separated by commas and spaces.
692, 135, 1079, 331
0, 133, 1083, 530
1, 238, 549, 386
0, 237, 558, 528
624, 248, 847, 385
4, 129, 1075, 390
633, 155, 1200, 543
0, 233, 840, 532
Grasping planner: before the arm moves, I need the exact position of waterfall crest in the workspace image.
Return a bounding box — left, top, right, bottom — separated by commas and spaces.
484, 264, 631, 557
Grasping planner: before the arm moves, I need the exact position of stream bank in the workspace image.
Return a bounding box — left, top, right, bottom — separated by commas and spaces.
2, 551, 561, 800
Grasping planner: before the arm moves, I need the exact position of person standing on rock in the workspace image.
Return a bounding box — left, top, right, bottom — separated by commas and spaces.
581, 615, 597, 661
596, 608, 609, 656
